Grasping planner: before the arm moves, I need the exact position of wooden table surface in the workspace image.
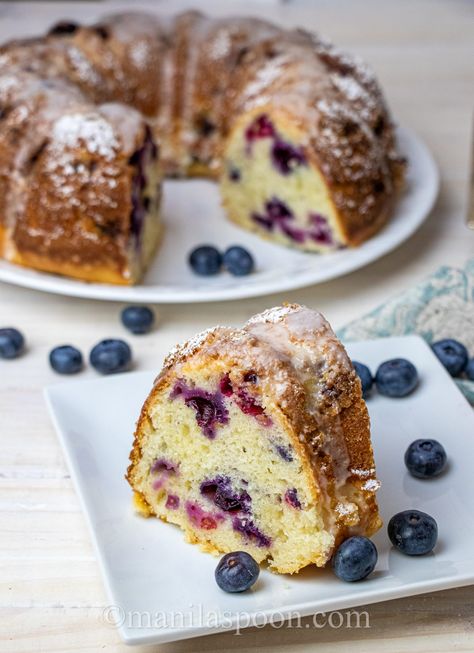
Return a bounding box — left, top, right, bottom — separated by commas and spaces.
1, 1, 474, 651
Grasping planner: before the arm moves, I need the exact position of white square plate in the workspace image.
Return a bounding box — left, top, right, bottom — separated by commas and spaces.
45, 335, 474, 646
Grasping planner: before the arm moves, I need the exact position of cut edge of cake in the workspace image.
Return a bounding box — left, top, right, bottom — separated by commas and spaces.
127, 304, 381, 574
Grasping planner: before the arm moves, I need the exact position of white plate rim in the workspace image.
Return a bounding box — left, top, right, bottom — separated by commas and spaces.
0, 126, 438, 304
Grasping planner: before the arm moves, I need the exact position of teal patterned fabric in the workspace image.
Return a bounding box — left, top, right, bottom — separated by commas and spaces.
337, 257, 474, 405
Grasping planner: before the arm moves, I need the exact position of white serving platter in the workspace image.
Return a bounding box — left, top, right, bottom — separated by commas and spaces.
45, 335, 474, 646
1, 127, 438, 303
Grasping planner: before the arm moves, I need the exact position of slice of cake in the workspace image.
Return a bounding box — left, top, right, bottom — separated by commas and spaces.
127, 304, 381, 574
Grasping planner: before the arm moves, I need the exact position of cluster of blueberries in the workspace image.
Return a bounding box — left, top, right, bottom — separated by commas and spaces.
0, 306, 155, 375
353, 338, 474, 399
216, 349, 454, 593
189, 244, 254, 277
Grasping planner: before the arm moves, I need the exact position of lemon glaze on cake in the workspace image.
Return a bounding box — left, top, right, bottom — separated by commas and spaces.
127, 304, 381, 574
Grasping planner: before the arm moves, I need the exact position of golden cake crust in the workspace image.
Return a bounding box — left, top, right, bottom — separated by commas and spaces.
0, 65, 161, 283
127, 305, 381, 572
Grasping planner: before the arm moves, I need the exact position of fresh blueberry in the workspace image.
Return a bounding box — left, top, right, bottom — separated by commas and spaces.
375, 358, 418, 397
388, 510, 438, 555
89, 339, 131, 374
352, 361, 373, 398
466, 358, 474, 381
332, 536, 378, 582
0, 328, 25, 359
49, 345, 83, 375
121, 305, 154, 335
215, 551, 260, 593
431, 339, 468, 377
404, 439, 447, 479
189, 245, 222, 276
223, 246, 254, 276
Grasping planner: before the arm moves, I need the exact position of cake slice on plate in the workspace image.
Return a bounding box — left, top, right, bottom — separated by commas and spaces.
127, 304, 381, 574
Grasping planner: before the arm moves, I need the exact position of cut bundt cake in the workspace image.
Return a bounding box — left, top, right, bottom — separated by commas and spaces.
0, 69, 161, 284
127, 304, 381, 573
0, 11, 405, 283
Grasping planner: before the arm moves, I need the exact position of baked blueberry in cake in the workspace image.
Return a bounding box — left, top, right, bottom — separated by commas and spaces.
0, 11, 405, 283
127, 304, 381, 573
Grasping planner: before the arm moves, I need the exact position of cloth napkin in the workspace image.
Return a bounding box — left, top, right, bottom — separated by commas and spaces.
337, 257, 474, 405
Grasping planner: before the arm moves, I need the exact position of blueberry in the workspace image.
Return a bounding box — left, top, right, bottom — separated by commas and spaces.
200, 476, 251, 513
215, 551, 260, 592
245, 114, 275, 142
431, 339, 468, 377
271, 139, 306, 175
388, 510, 438, 555
352, 361, 373, 398
48, 21, 79, 36
0, 328, 25, 359
332, 536, 378, 582
189, 245, 222, 276
49, 345, 83, 374
404, 439, 447, 479
466, 358, 474, 381
375, 358, 418, 397
232, 517, 271, 547
223, 246, 254, 276
121, 305, 154, 335
89, 339, 131, 374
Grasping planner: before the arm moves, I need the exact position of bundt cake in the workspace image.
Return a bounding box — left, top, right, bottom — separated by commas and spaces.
127, 304, 381, 574
0, 11, 405, 284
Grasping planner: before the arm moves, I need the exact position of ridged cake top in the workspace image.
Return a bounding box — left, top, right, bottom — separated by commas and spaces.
0, 9, 404, 238
136, 303, 381, 549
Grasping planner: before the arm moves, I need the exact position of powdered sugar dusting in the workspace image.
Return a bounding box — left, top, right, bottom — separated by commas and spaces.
130, 40, 150, 69
331, 73, 371, 104
362, 478, 381, 492
335, 501, 358, 517
67, 46, 102, 87
242, 55, 289, 100
209, 29, 231, 60
164, 326, 222, 368
52, 113, 119, 159
350, 467, 376, 478
0, 74, 18, 95
246, 305, 297, 326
